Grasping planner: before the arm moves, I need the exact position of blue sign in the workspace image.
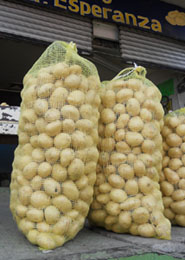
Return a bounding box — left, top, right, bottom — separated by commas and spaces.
23, 0, 185, 41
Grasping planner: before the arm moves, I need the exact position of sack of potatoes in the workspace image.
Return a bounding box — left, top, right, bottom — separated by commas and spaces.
9, 41, 101, 250
88, 66, 171, 240
161, 108, 185, 226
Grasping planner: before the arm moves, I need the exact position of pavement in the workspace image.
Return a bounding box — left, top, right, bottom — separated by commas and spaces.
1, 187, 185, 260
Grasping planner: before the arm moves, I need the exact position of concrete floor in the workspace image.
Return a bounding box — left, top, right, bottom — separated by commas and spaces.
1, 188, 185, 260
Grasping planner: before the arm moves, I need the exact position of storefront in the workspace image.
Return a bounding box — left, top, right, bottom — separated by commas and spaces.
0, 0, 185, 109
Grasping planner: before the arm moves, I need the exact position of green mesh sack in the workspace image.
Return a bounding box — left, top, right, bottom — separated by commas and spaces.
88, 66, 171, 240
161, 107, 185, 226
10, 41, 100, 250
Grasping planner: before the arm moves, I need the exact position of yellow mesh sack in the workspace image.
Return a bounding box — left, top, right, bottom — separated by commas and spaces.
88, 66, 171, 240
10, 41, 100, 250
161, 107, 185, 226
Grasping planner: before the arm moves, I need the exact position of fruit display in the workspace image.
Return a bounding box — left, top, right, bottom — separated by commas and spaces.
161, 108, 185, 226
88, 67, 171, 239
9, 41, 100, 250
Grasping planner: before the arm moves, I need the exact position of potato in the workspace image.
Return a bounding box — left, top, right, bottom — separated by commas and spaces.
32, 148, 45, 163
98, 183, 112, 194
128, 116, 144, 132
52, 62, 69, 79
22, 109, 37, 123
38, 162, 52, 178
100, 138, 114, 152
19, 185, 32, 206
26, 208, 44, 222
45, 147, 60, 164
116, 88, 133, 103
64, 74, 81, 89
54, 133, 71, 149
125, 179, 139, 195
45, 120, 62, 137
72, 131, 86, 149
23, 162, 38, 180
104, 123, 116, 137
110, 152, 126, 166
62, 180, 79, 201
141, 140, 155, 154
101, 108, 116, 124
74, 200, 89, 216
19, 132, 30, 145
141, 195, 156, 212
118, 164, 134, 180
68, 158, 84, 181
52, 195, 72, 213
37, 133, 53, 149
132, 207, 149, 224
80, 186, 93, 203
134, 91, 145, 104
168, 116, 180, 128
134, 160, 146, 177
34, 99, 48, 116
175, 215, 185, 226
37, 232, 56, 250
168, 147, 182, 158
169, 158, 183, 171
30, 191, 50, 209
37, 83, 54, 98
162, 196, 173, 208
27, 230, 39, 245
166, 133, 182, 147
37, 70, 54, 84
61, 105, 80, 121
30, 176, 43, 191
170, 200, 185, 214
142, 123, 158, 139
164, 208, 175, 220
160, 181, 174, 196
16, 205, 27, 218
44, 205, 60, 224
115, 141, 130, 154
119, 211, 132, 228
108, 174, 125, 188
114, 129, 125, 142
125, 132, 143, 147
22, 85, 37, 107
116, 114, 130, 129
120, 197, 141, 211
105, 215, 118, 226
106, 201, 120, 216
49, 87, 68, 109
181, 143, 185, 153
126, 98, 140, 116
110, 189, 127, 203
137, 154, 153, 168
35, 118, 46, 133
177, 167, 185, 178
164, 168, 179, 184
129, 223, 139, 236
79, 104, 92, 119
140, 108, 152, 122
89, 209, 107, 224
162, 156, 170, 168
138, 223, 155, 237
113, 104, 125, 115
97, 194, 110, 204
172, 190, 185, 201
76, 119, 93, 133
178, 179, 185, 190
52, 164, 67, 182
43, 178, 61, 196
138, 176, 154, 194
68, 90, 85, 106
18, 218, 35, 235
